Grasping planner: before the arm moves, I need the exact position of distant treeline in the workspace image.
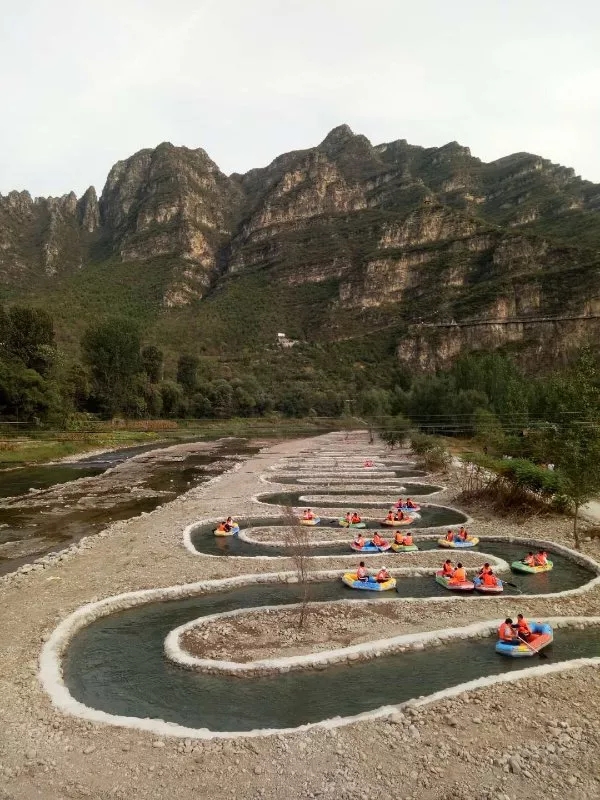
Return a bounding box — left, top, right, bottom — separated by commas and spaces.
1, 304, 599, 434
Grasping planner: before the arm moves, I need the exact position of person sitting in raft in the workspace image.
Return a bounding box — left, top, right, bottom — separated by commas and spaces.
372, 532, 387, 548
445, 529, 455, 542
405, 498, 417, 509
356, 561, 368, 582
441, 559, 454, 577
354, 533, 366, 548
498, 618, 521, 645
514, 613, 532, 641
386, 510, 395, 522
481, 570, 500, 588
458, 526, 468, 541
351, 512, 362, 524
302, 509, 315, 521
535, 550, 548, 566
395, 498, 404, 508
345, 512, 352, 524
478, 562, 493, 577
376, 566, 391, 583
394, 509, 407, 521
402, 533, 414, 546
449, 562, 467, 584
394, 530, 404, 544
522, 551, 536, 567
215, 521, 228, 533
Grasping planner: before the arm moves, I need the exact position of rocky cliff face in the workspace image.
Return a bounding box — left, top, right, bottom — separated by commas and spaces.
1, 125, 599, 368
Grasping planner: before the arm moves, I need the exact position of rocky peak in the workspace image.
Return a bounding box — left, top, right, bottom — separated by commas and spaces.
77, 187, 100, 232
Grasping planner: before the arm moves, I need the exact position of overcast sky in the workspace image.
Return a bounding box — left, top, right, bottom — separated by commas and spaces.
2, 0, 599, 197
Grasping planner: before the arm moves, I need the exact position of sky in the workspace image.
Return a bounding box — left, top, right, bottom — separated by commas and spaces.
1, 0, 599, 197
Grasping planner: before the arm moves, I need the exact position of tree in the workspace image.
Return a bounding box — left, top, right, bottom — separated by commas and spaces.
81, 319, 142, 417
545, 351, 600, 548
141, 345, 164, 383
159, 381, 184, 416
285, 507, 312, 629
1, 306, 55, 374
378, 415, 412, 449
176, 354, 199, 394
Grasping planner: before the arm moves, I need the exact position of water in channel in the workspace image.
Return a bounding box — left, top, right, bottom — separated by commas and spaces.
64, 581, 600, 733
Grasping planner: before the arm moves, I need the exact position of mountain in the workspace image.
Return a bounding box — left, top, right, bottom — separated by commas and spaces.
1, 125, 600, 371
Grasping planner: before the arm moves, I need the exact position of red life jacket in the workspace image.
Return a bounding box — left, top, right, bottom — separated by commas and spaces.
498, 623, 514, 642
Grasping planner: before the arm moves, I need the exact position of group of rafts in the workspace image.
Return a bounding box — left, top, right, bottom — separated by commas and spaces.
215, 500, 555, 658
302, 502, 555, 658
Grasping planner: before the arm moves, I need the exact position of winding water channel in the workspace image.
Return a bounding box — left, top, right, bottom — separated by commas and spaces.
40, 447, 600, 736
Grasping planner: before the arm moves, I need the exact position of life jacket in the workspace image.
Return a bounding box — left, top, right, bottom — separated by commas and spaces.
355, 536, 365, 548
523, 555, 535, 566
351, 515, 360, 524
442, 563, 453, 576
482, 572, 497, 586
216, 524, 226, 532
376, 570, 389, 582
402, 535, 413, 546
394, 532, 403, 544
516, 618, 531, 636
357, 566, 367, 579
535, 553, 547, 565
446, 532, 454, 541
395, 511, 405, 520
459, 529, 468, 540
372, 535, 384, 546
479, 565, 492, 576
498, 622, 514, 642
406, 500, 414, 508
387, 512, 394, 521
451, 567, 467, 583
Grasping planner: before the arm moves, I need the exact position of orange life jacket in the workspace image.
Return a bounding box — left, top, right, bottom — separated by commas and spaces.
535, 553, 547, 565
446, 532, 454, 541
482, 572, 497, 586
459, 529, 468, 540
372, 535, 384, 546
376, 570, 389, 582
394, 532, 403, 544
479, 565, 492, 576
351, 515, 360, 524
402, 535, 413, 546
442, 563, 453, 576
516, 619, 531, 636
216, 524, 226, 532
498, 622, 514, 642
451, 567, 467, 583
355, 536, 365, 548
387, 512, 394, 521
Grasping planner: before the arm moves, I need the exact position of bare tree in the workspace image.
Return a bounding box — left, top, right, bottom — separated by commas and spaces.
284, 506, 312, 629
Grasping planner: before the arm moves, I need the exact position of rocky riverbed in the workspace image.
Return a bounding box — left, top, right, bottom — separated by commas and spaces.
0, 431, 599, 799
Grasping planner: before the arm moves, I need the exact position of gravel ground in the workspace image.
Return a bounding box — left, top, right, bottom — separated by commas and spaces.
1, 430, 600, 799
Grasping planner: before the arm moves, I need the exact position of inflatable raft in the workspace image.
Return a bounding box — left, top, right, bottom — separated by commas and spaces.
495, 622, 553, 657
213, 524, 240, 537
382, 516, 413, 526
339, 520, 366, 529
299, 517, 320, 526
342, 573, 396, 591
394, 503, 421, 512
435, 570, 475, 591
473, 578, 504, 594
350, 541, 391, 553
511, 560, 553, 574
438, 536, 480, 549
391, 542, 419, 553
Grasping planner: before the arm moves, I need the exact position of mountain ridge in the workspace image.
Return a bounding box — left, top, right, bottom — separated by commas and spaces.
1, 125, 600, 371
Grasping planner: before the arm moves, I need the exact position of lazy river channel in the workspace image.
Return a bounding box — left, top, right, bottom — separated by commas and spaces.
64, 583, 600, 733
47, 450, 600, 736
